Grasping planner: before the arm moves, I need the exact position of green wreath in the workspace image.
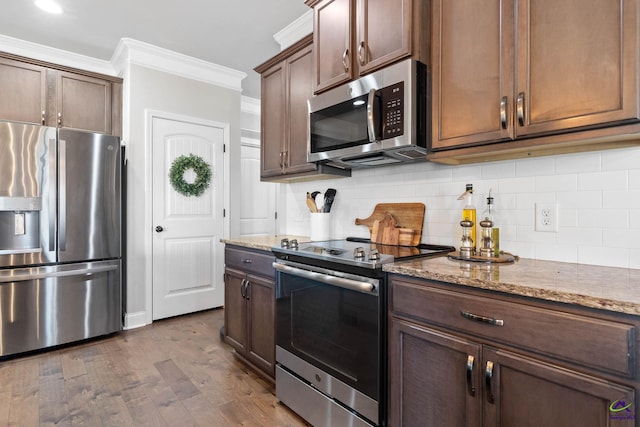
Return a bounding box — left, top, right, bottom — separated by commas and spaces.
169, 154, 212, 197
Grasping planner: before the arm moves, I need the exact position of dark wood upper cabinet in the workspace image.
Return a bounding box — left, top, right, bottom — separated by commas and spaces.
257, 37, 317, 179
306, 0, 427, 93
255, 35, 350, 182
0, 52, 122, 136
430, 0, 640, 158
55, 70, 112, 135
310, 0, 354, 92
356, 0, 413, 75
0, 57, 47, 125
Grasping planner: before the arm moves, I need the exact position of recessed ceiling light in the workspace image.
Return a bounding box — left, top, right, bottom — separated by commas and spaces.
34, 0, 63, 14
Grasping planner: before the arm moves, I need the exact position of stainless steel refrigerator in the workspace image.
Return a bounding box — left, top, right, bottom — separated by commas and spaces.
0, 120, 122, 357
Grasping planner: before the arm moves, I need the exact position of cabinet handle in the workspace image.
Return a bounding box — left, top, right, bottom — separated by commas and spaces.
342, 49, 350, 72
485, 361, 495, 404
245, 281, 251, 300
242, 259, 253, 264
41, 110, 46, 125
499, 97, 508, 129
516, 92, 525, 126
358, 41, 366, 65
461, 310, 504, 326
466, 355, 476, 396
283, 150, 288, 168
57, 112, 63, 127
240, 279, 247, 298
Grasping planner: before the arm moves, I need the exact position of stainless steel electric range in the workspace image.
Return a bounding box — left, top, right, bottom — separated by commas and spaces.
272, 238, 454, 427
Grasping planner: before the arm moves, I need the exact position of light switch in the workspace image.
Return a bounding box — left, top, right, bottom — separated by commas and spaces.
14, 213, 25, 235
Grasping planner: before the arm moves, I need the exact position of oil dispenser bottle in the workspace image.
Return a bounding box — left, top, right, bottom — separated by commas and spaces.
480, 190, 500, 257
458, 184, 476, 253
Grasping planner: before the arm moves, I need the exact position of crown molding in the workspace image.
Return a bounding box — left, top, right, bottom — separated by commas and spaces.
0, 33, 115, 75
111, 38, 246, 92
273, 10, 313, 51
241, 96, 260, 115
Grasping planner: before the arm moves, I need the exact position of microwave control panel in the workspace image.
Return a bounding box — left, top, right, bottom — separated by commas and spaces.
379, 81, 404, 138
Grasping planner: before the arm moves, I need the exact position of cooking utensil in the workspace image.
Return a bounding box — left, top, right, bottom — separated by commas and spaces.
306, 192, 318, 213
313, 191, 323, 212
323, 188, 337, 213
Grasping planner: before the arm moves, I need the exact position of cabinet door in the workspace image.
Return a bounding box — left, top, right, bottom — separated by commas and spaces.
223, 268, 247, 354
260, 62, 286, 178
356, 0, 411, 75
483, 347, 636, 427
245, 274, 275, 377
0, 57, 47, 125
515, 0, 639, 137
389, 318, 482, 427
313, 0, 354, 92
284, 43, 316, 175
431, 0, 514, 150
55, 71, 112, 134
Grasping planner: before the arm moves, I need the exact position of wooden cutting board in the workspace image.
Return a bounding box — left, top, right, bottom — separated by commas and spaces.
371, 213, 401, 245
355, 203, 425, 246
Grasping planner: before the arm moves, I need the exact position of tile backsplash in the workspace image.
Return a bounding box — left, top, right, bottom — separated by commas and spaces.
282, 146, 640, 269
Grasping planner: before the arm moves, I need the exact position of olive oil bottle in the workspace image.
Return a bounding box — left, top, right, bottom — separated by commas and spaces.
458, 184, 476, 253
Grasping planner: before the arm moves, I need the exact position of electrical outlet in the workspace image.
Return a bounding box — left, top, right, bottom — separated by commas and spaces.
535, 203, 559, 232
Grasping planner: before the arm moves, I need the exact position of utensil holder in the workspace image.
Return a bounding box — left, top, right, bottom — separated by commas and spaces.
310, 212, 331, 241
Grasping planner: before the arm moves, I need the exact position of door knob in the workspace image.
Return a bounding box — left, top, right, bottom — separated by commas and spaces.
155, 226, 164, 232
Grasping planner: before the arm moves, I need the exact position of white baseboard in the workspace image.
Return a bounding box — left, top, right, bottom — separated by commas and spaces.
124, 311, 149, 330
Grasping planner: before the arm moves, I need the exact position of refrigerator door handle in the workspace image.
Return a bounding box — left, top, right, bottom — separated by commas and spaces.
49, 136, 57, 252
0, 264, 119, 283
59, 138, 67, 252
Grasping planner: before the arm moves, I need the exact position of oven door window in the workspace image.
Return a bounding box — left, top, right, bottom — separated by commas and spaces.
277, 271, 379, 400
309, 93, 371, 153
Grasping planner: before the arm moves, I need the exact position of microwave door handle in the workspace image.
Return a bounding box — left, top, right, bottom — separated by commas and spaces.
366, 88, 378, 142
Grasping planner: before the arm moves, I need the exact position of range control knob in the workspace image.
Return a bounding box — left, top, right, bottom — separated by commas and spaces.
353, 247, 366, 259
369, 249, 381, 261
290, 239, 299, 250
280, 238, 290, 249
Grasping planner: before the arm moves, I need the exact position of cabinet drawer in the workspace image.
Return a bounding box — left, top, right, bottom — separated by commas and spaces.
391, 278, 635, 378
225, 246, 275, 278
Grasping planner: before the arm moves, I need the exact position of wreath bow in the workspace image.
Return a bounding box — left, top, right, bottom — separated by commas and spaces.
169, 154, 212, 197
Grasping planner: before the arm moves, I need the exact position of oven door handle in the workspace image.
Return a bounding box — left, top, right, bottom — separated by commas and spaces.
273, 262, 377, 293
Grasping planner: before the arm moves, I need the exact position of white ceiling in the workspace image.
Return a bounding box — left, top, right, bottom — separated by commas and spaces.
0, 0, 310, 99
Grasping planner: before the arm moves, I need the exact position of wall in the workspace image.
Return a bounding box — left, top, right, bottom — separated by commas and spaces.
124, 64, 241, 327
282, 146, 640, 269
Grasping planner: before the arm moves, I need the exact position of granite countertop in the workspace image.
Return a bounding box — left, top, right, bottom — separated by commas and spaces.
221, 235, 309, 252
384, 256, 640, 316
221, 236, 640, 316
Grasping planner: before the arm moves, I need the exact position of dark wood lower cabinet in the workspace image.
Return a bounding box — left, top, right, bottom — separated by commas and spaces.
223, 246, 276, 380
484, 347, 635, 427
389, 319, 482, 427
388, 275, 639, 427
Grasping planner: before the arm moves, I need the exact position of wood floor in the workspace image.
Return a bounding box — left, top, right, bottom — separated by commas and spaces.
0, 308, 309, 426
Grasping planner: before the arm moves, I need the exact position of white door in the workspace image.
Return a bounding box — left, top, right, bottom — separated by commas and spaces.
151, 116, 225, 320
239, 138, 277, 236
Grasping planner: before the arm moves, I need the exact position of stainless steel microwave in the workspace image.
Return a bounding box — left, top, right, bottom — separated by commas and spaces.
307, 59, 428, 169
